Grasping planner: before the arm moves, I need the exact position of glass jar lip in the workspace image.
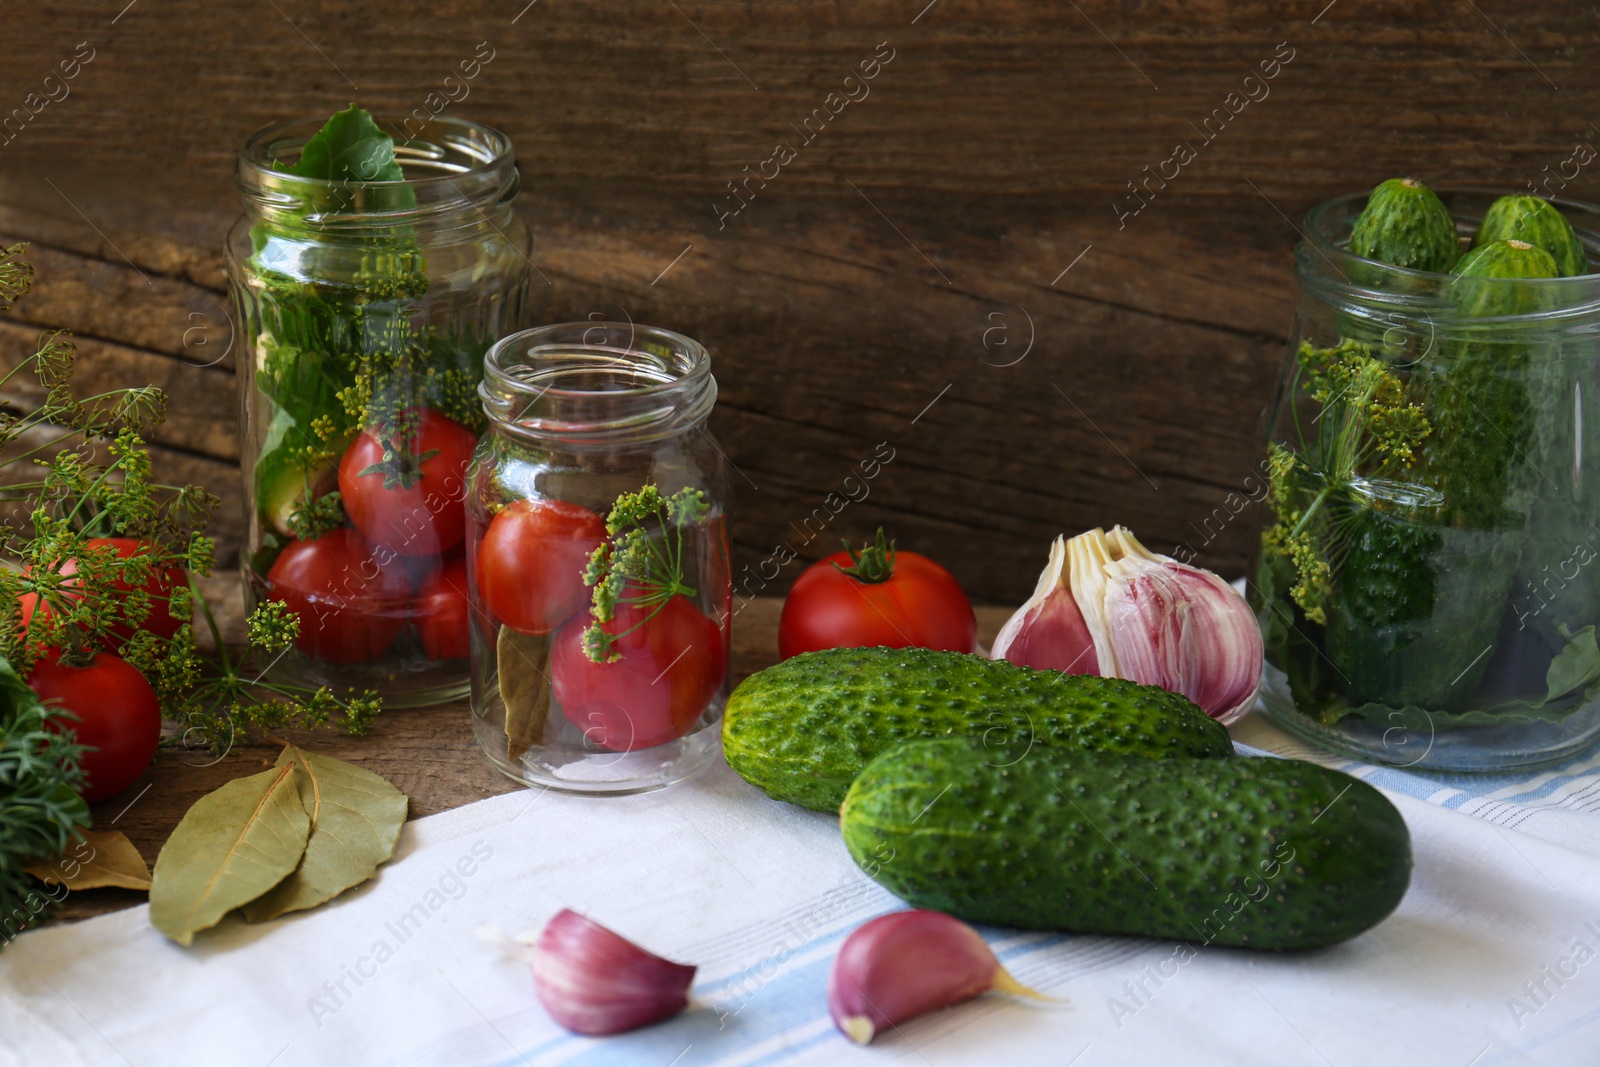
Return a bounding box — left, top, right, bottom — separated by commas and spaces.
480, 321, 717, 444
237, 113, 517, 221
1303, 187, 1600, 284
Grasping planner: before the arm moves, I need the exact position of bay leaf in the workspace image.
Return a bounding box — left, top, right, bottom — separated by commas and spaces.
499, 627, 551, 761
240, 744, 408, 922
25, 829, 152, 891
148, 762, 309, 946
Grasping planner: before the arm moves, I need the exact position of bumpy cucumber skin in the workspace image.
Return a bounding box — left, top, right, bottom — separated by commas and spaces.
1428, 239, 1554, 532
1348, 178, 1461, 273
722, 647, 1232, 813
1327, 513, 1520, 708
1326, 508, 1442, 706
1473, 196, 1588, 277
841, 741, 1412, 951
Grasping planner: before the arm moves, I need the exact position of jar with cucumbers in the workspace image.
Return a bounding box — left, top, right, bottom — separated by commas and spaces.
466, 322, 732, 794
1256, 180, 1600, 769
227, 106, 533, 705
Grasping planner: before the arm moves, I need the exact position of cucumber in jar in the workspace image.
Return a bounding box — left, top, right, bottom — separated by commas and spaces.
1348, 177, 1461, 275
1325, 240, 1557, 709
1473, 195, 1588, 278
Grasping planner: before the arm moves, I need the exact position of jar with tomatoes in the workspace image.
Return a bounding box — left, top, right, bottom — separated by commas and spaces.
227, 109, 533, 705
467, 322, 732, 794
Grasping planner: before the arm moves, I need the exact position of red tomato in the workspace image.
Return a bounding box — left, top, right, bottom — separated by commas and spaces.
338, 409, 478, 557
30, 651, 162, 804
478, 498, 607, 636
21, 538, 187, 650
18, 591, 41, 629
778, 530, 976, 660
550, 595, 726, 751
415, 555, 471, 661
266, 528, 411, 663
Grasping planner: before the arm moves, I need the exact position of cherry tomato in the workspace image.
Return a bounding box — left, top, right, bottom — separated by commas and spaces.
338, 409, 478, 558
266, 527, 411, 663
778, 529, 976, 660
415, 555, 471, 661
550, 595, 726, 751
478, 498, 607, 636
30, 650, 162, 804
20, 538, 187, 650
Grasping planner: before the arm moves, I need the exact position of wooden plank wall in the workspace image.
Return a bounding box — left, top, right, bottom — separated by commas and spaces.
1, 0, 1595, 603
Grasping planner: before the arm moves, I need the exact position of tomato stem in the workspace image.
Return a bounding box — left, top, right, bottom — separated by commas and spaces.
833, 528, 898, 585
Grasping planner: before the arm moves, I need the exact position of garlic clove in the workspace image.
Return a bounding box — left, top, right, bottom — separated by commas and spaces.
991, 536, 1099, 674
529, 909, 697, 1036
1066, 527, 1121, 677
1100, 526, 1263, 724
826, 910, 1044, 1046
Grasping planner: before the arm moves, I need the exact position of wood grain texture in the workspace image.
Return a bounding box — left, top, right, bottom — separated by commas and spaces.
47, 598, 1014, 925
0, 1, 1595, 600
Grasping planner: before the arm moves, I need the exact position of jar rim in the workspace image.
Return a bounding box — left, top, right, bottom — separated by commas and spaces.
480, 322, 717, 445
237, 113, 518, 223
1300, 188, 1600, 315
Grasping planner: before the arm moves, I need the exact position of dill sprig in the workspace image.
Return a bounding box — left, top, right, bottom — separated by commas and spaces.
1262, 339, 1433, 625
581, 485, 711, 663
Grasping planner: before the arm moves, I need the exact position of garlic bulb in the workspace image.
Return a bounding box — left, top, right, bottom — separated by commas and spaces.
827, 910, 1044, 1045
994, 526, 1262, 724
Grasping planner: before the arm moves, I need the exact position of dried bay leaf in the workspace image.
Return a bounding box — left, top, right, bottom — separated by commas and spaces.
25, 829, 152, 891
499, 627, 551, 761
240, 744, 408, 923
149, 762, 309, 946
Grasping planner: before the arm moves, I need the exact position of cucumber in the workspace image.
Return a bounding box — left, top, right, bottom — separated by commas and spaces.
253, 407, 342, 537
841, 740, 1411, 951
1473, 195, 1587, 277
1327, 515, 1518, 708
1348, 177, 1461, 274
1448, 239, 1560, 309
723, 647, 1232, 813
1428, 239, 1552, 528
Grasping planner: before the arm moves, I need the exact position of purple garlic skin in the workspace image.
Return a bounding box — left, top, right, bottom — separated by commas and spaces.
827, 910, 1040, 1045
1101, 527, 1263, 725
990, 536, 1099, 674
531, 909, 696, 1036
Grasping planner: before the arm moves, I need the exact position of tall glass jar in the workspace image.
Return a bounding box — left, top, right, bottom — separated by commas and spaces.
1255, 189, 1600, 770
467, 323, 732, 794
227, 115, 532, 707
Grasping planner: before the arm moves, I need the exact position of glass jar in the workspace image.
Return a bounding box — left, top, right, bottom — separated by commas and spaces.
227, 115, 533, 707
1254, 188, 1600, 770
467, 322, 732, 794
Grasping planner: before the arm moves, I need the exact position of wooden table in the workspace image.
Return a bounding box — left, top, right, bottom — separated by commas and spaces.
56, 595, 1014, 924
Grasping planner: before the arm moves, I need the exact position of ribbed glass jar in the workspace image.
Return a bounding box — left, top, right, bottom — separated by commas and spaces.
1255, 189, 1600, 770
226, 115, 533, 707
467, 322, 732, 794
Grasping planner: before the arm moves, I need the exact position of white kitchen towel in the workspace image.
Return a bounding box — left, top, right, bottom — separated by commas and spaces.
3, 731, 1600, 1067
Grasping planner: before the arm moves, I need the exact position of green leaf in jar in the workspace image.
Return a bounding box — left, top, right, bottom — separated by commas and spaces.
149, 763, 309, 946
499, 627, 551, 762
286, 104, 405, 184
240, 744, 408, 923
